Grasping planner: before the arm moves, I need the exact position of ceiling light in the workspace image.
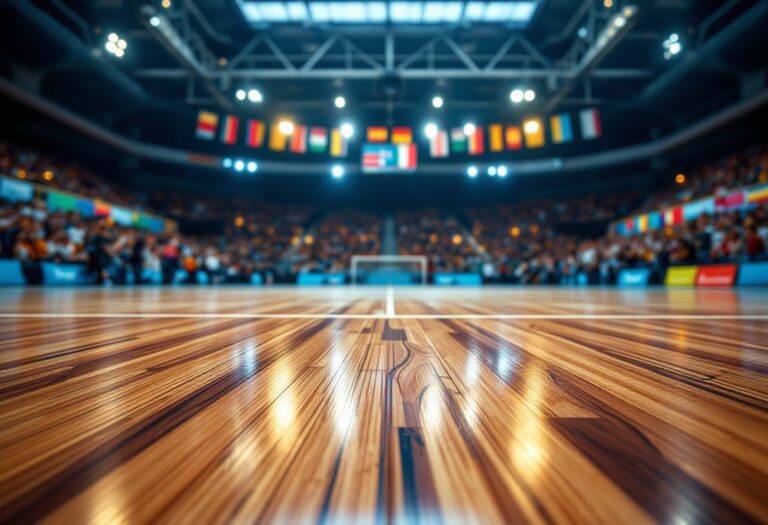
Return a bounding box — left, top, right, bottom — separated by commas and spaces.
524, 89, 535, 102
463, 123, 476, 136
487, 166, 497, 176
467, 165, 478, 178
497, 166, 508, 177
340, 122, 354, 138
234, 160, 245, 172
278, 120, 294, 134
331, 165, 344, 178
424, 123, 438, 139
235, 89, 246, 101
247, 161, 258, 173
577, 26, 587, 38
432, 95, 444, 108
523, 119, 540, 134
108, 33, 118, 43
334, 95, 346, 108
149, 16, 160, 26
222, 158, 233, 168
510, 89, 524, 103
248, 89, 262, 102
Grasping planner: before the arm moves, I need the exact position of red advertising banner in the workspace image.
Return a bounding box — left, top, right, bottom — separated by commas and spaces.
695, 264, 738, 287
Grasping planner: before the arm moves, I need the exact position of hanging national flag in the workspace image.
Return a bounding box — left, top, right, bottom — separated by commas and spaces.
269, 123, 288, 151
450, 128, 467, 153
663, 206, 684, 226
429, 130, 449, 158
246, 119, 265, 148
579, 108, 601, 139
196, 111, 218, 140
488, 124, 504, 152
309, 127, 328, 153
468, 127, 484, 155
391, 127, 413, 144
330, 128, 348, 157
220, 115, 239, 145
290, 125, 308, 154
362, 143, 417, 172
550, 113, 574, 144
505, 126, 523, 150
523, 119, 545, 148
367, 127, 389, 143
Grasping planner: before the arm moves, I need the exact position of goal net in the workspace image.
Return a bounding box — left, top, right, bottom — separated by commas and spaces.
350, 255, 428, 285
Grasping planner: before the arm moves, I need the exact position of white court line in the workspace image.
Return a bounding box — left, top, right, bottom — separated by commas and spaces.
385, 286, 396, 317
0, 313, 766, 320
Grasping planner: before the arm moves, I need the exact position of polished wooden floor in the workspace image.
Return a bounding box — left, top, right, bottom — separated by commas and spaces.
0, 286, 767, 524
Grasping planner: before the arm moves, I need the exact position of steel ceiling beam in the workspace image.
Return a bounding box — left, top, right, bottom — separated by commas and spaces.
134, 68, 653, 80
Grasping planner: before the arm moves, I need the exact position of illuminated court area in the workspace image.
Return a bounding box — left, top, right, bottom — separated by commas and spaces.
1, 286, 767, 523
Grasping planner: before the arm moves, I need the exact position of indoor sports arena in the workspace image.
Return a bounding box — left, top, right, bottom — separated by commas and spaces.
1, 0, 767, 523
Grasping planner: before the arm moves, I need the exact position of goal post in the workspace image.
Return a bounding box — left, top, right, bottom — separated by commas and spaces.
350, 255, 428, 285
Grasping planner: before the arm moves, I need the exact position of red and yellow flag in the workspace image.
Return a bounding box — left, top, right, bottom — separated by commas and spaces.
505, 126, 522, 150
195, 111, 218, 140
246, 119, 264, 148
488, 124, 503, 152
220, 115, 239, 145
367, 126, 388, 143
391, 127, 412, 144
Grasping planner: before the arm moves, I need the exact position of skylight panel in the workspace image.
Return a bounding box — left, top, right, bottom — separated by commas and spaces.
367, 2, 387, 22
510, 1, 537, 22
286, 2, 309, 21
258, 2, 289, 21
390, 2, 423, 23
309, 2, 331, 22
463, 2, 485, 21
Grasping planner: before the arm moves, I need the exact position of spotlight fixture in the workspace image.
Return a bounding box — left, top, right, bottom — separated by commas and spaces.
247, 89, 262, 103
497, 166, 508, 177
577, 26, 588, 38
663, 33, 682, 60
233, 160, 245, 172
432, 96, 444, 108
524, 89, 536, 102
246, 161, 258, 173
235, 89, 246, 101
105, 33, 127, 58
675, 173, 686, 184
149, 16, 160, 27
463, 123, 476, 136
424, 123, 438, 139
510, 89, 524, 103
523, 119, 540, 134
487, 166, 497, 177
222, 158, 233, 168
278, 120, 294, 135
467, 166, 478, 178
334, 96, 346, 109
331, 165, 344, 178
340, 122, 354, 138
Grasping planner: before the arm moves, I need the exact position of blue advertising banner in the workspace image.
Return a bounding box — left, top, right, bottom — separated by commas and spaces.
433, 273, 482, 286
617, 268, 651, 286
0, 260, 26, 284
41, 263, 94, 285
297, 273, 346, 285
737, 262, 768, 286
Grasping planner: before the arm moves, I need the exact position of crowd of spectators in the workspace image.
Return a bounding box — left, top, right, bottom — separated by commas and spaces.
396, 209, 483, 273
291, 211, 381, 274
638, 144, 768, 213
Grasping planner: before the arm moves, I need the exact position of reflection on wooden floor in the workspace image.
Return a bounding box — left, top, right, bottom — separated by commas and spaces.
0, 287, 767, 523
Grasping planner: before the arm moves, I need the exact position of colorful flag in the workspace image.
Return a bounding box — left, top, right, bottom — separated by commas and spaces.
367, 127, 388, 143
579, 108, 601, 139
391, 127, 412, 144
361, 144, 417, 172
429, 130, 449, 158
450, 128, 467, 153
468, 127, 484, 155
309, 127, 328, 153
663, 206, 684, 226
196, 110, 218, 140
747, 184, 768, 203
94, 200, 111, 217
488, 124, 504, 152
330, 128, 348, 157
220, 115, 239, 145
290, 125, 307, 153
246, 119, 265, 148
505, 126, 523, 150
523, 119, 545, 148
550, 113, 574, 144
269, 123, 288, 151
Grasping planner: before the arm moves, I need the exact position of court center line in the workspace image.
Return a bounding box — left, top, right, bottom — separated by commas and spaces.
0, 313, 767, 320
385, 286, 396, 317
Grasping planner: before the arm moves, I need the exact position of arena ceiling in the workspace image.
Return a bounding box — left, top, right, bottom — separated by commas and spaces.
0, 0, 767, 162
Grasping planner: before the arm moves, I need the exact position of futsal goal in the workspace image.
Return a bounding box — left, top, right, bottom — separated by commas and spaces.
350, 255, 428, 285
